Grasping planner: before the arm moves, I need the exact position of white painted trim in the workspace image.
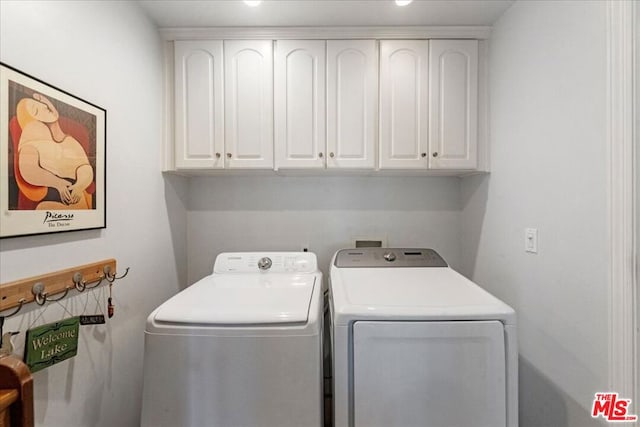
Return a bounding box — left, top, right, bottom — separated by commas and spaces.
477, 39, 491, 172
607, 0, 637, 409
159, 26, 492, 41
162, 40, 176, 172
634, 0, 639, 412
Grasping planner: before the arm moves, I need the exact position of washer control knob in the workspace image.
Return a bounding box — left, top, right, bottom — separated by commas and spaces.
383, 252, 396, 262
258, 257, 272, 270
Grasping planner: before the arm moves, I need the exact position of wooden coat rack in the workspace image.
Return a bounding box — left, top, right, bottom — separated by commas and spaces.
0, 259, 120, 313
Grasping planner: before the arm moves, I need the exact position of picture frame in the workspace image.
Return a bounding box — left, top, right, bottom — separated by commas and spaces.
0, 63, 106, 238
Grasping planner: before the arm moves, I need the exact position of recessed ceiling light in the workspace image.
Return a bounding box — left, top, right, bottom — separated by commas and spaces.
395, 0, 413, 5
244, 0, 262, 6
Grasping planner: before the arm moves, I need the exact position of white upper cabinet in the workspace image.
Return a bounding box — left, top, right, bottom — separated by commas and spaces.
326, 40, 378, 169
274, 40, 326, 169
379, 40, 430, 169
224, 40, 274, 169
174, 40, 224, 169
170, 35, 482, 175
428, 40, 478, 170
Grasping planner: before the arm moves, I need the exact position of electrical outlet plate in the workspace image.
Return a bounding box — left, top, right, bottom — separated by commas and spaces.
525, 228, 538, 253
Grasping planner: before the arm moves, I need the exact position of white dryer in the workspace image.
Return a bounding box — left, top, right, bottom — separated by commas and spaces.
329, 248, 517, 427
141, 252, 323, 427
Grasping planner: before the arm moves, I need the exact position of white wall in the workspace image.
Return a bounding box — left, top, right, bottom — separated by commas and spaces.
637, 2, 640, 409
0, 1, 187, 426
460, 1, 608, 426
187, 176, 462, 283
0, 1, 618, 426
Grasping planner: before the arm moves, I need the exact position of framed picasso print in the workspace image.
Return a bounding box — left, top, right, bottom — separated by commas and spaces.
0, 63, 106, 238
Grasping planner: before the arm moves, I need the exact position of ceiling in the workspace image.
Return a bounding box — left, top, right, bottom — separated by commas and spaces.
137, 0, 514, 28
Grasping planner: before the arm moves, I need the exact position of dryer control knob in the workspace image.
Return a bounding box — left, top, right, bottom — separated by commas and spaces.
383, 252, 396, 262
258, 257, 273, 270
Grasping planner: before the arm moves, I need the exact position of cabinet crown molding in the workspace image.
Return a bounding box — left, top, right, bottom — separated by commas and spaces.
160, 26, 491, 41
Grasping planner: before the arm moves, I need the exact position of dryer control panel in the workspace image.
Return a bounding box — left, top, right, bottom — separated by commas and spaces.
334, 248, 447, 268
214, 252, 318, 273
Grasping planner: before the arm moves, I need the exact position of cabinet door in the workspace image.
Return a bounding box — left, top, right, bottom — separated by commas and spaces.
224, 40, 274, 169
327, 40, 377, 169
429, 40, 478, 170
274, 40, 326, 169
379, 40, 429, 169
174, 41, 224, 169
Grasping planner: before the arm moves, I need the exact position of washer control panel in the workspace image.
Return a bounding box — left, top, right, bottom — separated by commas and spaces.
334, 248, 447, 268
214, 252, 318, 273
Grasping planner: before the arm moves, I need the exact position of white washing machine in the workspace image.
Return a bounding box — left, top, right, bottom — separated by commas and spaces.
329, 248, 517, 427
141, 252, 323, 427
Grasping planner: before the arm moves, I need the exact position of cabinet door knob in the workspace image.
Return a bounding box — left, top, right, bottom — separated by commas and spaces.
215, 152, 221, 158
227, 153, 232, 158
319, 152, 323, 158
432, 152, 438, 158
329, 152, 335, 158
421, 153, 427, 158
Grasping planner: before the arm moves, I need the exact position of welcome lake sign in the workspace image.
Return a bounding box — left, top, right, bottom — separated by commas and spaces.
24, 317, 79, 373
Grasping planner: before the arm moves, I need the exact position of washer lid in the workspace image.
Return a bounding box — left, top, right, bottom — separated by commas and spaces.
330, 266, 515, 325
154, 274, 316, 325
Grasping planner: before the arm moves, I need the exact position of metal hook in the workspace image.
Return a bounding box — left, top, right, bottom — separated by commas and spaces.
104, 265, 115, 283
74, 271, 104, 291
104, 265, 129, 282
0, 298, 26, 318
114, 267, 130, 280
73, 271, 86, 292
85, 276, 104, 290
31, 282, 70, 305
32, 282, 47, 305
46, 287, 70, 303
